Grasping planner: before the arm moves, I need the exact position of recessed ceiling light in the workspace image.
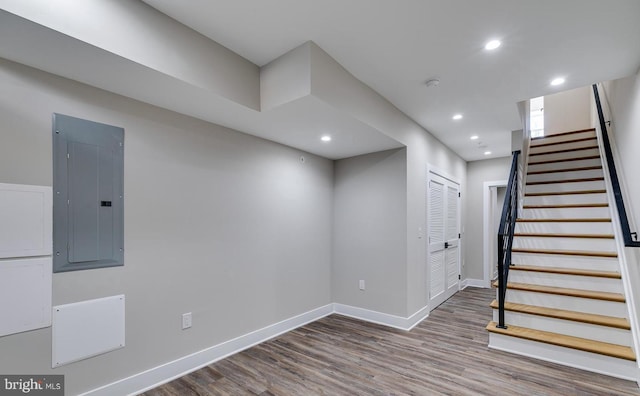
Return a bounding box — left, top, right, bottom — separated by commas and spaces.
321, 135, 332, 142
452, 114, 463, 120
551, 77, 565, 86
470, 135, 479, 140
485, 40, 501, 50
484, 151, 492, 155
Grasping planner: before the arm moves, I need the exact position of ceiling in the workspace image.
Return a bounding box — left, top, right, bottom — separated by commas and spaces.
1, 1, 639, 162
140, 0, 640, 161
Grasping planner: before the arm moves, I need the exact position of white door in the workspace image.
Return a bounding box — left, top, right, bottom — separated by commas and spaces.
428, 172, 460, 310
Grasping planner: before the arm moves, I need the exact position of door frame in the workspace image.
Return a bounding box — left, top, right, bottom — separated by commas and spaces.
483, 180, 508, 288
426, 165, 462, 308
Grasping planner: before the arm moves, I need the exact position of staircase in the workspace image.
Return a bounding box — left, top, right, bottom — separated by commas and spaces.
486, 128, 639, 380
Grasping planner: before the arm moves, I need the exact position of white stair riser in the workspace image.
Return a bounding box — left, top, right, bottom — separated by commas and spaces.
526, 168, 603, 183
519, 206, 611, 219
529, 139, 599, 155
521, 207, 610, 219
508, 270, 623, 294
526, 180, 605, 194
515, 222, 613, 234
512, 236, 616, 251
528, 148, 600, 163
488, 333, 638, 381
492, 310, 633, 346
530, 131, 596, 147
505, 289, 628, 318
511, 252, 620, 272
527, 158, 602, 173
510, 250, 617, 265
523, 192, 607, 206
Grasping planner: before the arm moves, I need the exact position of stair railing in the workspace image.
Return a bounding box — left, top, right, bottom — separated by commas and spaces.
497, 150, 520, 328
592, 84, 640, 247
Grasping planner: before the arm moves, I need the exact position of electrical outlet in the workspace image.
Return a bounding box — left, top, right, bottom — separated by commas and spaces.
359, 280, 365, 290
182, 312, 192, 330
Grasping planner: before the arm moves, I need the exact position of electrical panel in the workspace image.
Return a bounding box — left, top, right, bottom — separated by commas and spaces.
53, 113, 124, 272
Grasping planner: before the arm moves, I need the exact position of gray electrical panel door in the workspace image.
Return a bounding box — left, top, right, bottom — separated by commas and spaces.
53, 114, 124, 273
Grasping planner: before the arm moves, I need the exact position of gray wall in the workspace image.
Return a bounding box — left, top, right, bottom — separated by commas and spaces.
464, 157, 512, 280
602, 69, 640, 367
309, 43, 467, 315
0, 37, 470, 395
333, 148, 407, 315
0, 58, 332, 395
1, 0, 260, 109
545, 86, 593, 135
604, 70, 640, 235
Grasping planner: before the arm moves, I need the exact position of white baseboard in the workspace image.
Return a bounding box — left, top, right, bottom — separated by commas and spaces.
80, 301, 431, 396
333, 303, 429, 331
80, 287, 639, 395
461, 278, 487, 289
80, 304, 334, 396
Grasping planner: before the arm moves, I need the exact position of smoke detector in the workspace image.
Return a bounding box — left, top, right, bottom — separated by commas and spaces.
425, 79, 440, 88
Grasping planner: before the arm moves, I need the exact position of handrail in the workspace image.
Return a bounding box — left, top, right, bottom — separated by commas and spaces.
592, 84, 640, 247
497, 150, 520, 328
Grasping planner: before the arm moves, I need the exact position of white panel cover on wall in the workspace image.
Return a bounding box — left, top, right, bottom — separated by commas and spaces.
0, 183, 52, 258
0, 183, 53, 336
52, 295, 125, 367
0, 257, 52, 336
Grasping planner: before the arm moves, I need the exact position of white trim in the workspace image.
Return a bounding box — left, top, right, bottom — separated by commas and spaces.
333, 303, 429, 331
80, 304, 334, 396
426, 164, 459, 185
80, 302, 433, 396
461, 278, 487, 289
483, 180, 508, 288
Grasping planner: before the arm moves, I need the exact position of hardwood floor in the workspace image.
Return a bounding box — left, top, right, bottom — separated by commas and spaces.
142, 288, 640, 395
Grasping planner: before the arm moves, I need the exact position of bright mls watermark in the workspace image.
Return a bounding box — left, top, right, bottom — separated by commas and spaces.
1, 375, 64, 395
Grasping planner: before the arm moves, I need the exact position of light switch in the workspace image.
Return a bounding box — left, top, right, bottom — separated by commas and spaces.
182, 312, 192, 330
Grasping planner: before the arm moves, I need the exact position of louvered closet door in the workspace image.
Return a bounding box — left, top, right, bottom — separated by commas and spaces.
428, 172, 460, 310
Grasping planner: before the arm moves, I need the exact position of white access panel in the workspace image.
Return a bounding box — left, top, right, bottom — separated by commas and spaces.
0, 257, 52, 336
52, 295, 125, 367
0, 183, 52, 258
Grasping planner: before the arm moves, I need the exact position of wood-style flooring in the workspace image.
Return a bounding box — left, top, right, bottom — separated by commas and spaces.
142, 288, 640, 395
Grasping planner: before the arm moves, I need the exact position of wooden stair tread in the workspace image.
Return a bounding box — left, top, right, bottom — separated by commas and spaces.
492, 281, 625, 302
527, 165, 602, 175
509, 265, 620, 278
525, 189, 606, 196
526, 177, 604, 186
511, 248, 617, 258
530, 128, 595, 140
489, 300, 629, 329
530, 146, 599, 157
523, 203, 608, 209
516, 218, 611, 222
530, 136, 597, 149
514, 232, 614, 239
529, 155, 601, 166
486, 321, 635, 360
